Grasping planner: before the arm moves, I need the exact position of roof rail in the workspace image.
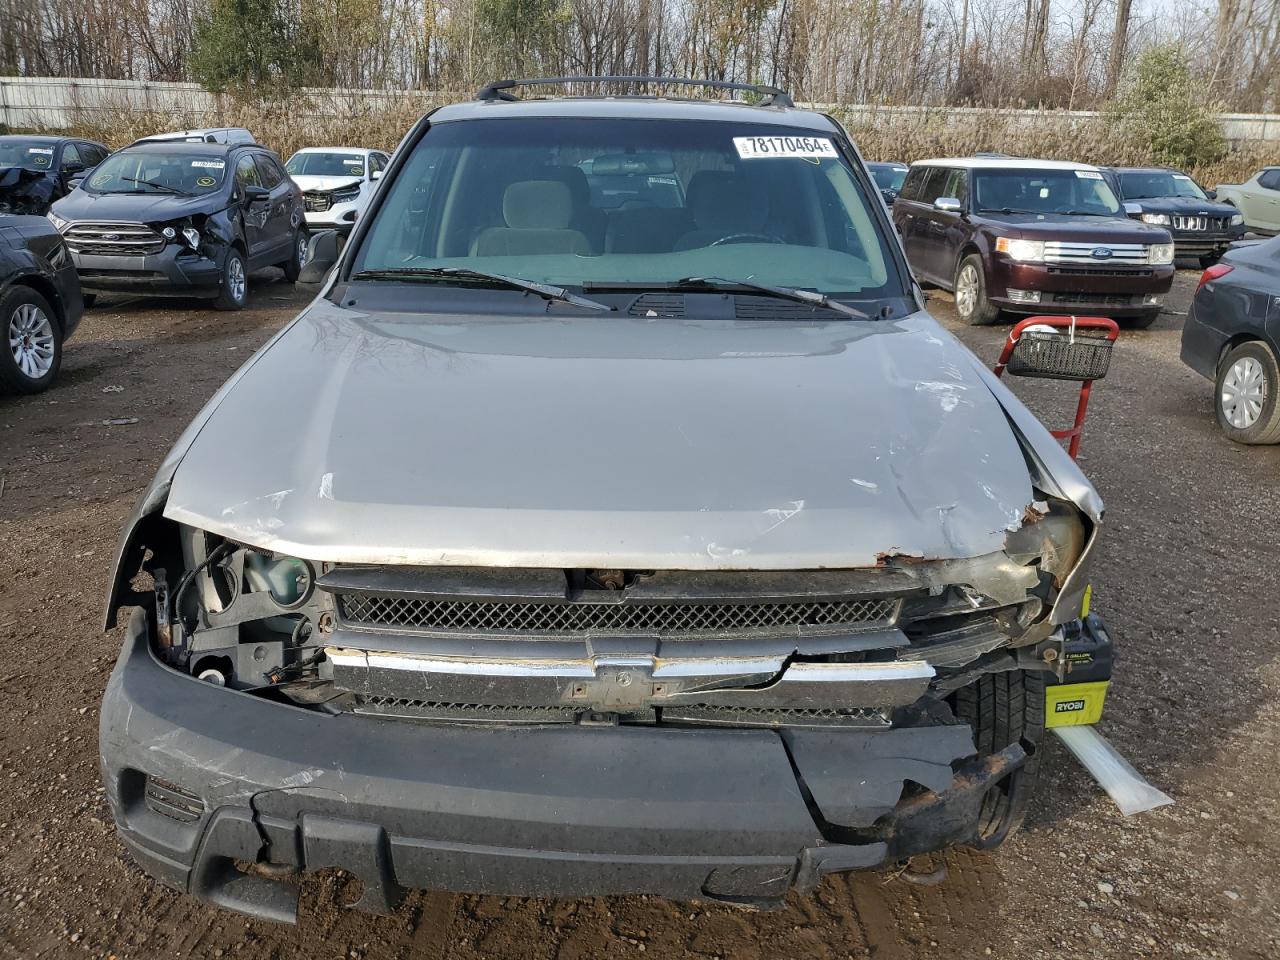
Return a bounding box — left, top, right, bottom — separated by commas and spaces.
474, 76, 794, 108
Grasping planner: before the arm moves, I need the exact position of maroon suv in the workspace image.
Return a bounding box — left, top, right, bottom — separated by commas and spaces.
893, 157, 1175, 327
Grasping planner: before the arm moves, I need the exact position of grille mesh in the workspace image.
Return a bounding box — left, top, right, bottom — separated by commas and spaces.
665, 703, 889, 727
338, 593, 897, 635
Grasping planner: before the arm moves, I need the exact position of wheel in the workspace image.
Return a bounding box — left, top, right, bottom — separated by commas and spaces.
214, 247, 248, 311
953, 254, 1001, 325
1, 287, 62, 394
1124, 308, 1161, 330
282, 228, 307, 283
82, 293, 97, 309
1215, 341, 1280, 444
949, 670, 1044, 847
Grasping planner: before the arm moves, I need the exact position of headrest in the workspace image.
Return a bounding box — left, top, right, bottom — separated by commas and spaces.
686, 171, 768, 232
503, 180, 572, 230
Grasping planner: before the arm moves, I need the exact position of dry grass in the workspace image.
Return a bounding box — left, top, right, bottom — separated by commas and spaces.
40, 97, 1280, 186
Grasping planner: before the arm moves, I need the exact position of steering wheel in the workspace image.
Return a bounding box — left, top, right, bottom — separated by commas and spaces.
710, 233, 786, 246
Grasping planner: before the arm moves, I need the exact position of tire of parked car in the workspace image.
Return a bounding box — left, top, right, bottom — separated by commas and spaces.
0, 286, 62, 394
1125, 308, 1162, 330
949, 669, 1044, 847
282, 227, 308, 284
1215, 341, 1280, 445
214, 246, 249, 311
953, 254, 1001, 325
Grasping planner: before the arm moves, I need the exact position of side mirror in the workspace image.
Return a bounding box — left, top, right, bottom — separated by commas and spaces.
1204, 189, 1217, 200
62, 161, 85, 175
371, 169, 382, 180
1123, 201, 1142, 217
934, 197, 962, 214
244, 184, 270, 203
298, 229, 339, 284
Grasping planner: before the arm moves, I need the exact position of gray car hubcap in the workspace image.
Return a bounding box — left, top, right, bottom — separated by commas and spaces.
228, 256, 246, 302
1221, 357, 1266, 429
8, 302, 55, 380
297, 234, 307, 267
956, 264, 979, 317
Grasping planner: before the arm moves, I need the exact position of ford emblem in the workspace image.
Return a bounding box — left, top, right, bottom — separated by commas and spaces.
103, 233, 120, 241
1091, 247, 1113, 259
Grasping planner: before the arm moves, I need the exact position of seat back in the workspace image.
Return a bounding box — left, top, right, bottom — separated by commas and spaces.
472, 179, 591, 257
674, 172, 770, 250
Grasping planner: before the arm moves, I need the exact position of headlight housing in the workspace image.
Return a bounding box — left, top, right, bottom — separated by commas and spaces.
1230, 213, 1244, 226
182, 226, 201, 249
1147, 242, 1175, 265
1140, 212, 1171, 226
331, 185, 361, 204
995, 237, 1045, 262
46, 212, 68, 231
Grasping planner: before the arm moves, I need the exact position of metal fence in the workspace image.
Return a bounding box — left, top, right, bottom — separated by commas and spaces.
3, 76, 1279, 145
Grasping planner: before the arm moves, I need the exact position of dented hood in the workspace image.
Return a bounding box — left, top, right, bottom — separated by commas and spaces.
164, 303, 1041, 569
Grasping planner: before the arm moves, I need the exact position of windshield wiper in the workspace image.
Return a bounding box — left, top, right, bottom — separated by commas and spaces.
977, 207, 1041, 215
1059, 210, 1113, 217
585, 276, 871, 319
349, 266, 613, 311
118, 176, 189, 196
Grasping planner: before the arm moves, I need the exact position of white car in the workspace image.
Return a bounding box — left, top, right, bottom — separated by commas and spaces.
284, 147, 390, 235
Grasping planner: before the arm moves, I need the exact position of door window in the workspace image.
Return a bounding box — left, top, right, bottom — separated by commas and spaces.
1259, 169, 1280, 191
235, 155, 262, 192
254, 154, 284, 187
943, 168, 969, 208
916, 167, 951, 205
898, 167, 926, 202
61, 143, 82, 167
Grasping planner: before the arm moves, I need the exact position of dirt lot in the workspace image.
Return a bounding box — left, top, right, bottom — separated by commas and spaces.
2, 268, 1279, 960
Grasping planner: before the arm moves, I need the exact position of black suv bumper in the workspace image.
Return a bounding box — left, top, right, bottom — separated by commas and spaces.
72, 245, 224, 297
101, 610, 1029, 922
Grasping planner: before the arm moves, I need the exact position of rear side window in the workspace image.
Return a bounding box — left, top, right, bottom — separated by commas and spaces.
1260, 169, 1280, 191
899, 167, 927, 202
943, 168, 969, 207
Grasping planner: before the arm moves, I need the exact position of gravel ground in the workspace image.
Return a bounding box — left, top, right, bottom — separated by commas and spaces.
2, 267, 1279, 960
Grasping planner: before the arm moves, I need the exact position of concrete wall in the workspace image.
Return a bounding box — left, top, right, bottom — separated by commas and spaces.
3, 76, 1278, 146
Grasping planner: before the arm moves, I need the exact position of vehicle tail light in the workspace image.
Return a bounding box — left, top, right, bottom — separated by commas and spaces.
1196, 263, 1232, 294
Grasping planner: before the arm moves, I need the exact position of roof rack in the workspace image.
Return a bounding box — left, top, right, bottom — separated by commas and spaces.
474, 76, 794, 108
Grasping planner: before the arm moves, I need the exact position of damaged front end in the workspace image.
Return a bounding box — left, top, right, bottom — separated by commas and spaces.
100, 463, 1110, 919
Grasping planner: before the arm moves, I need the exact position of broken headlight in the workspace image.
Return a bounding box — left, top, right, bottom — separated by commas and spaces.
1004, 499, 1088, 591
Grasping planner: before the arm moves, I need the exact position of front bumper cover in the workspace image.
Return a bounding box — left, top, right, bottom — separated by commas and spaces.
101, 610, 1029, 922
72, 244, 223, 296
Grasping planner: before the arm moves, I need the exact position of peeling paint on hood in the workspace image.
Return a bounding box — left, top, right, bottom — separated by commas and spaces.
164, 303, 1041, 569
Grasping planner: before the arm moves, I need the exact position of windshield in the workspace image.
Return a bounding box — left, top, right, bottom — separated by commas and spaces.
352, 118, 901, 301
0, 140, 58, 171
974, 169, 1121, 216
1118, 171, 1207, 201
286, 152, 366, 178
870, 165, 907, 192
84, 151, 226, 194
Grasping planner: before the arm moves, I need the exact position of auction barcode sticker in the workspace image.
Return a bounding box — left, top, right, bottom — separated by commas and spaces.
1074, 170, 1103, 179
734, 136, 838, 160
27, 147, 53, 154
191, 159, 225, 168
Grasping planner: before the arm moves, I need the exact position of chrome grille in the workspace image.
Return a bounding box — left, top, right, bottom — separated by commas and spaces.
338, 593, 899, 636
1171, 215, 1230, 233
304, 191, 332, 212
64, 221, 165, 256
1043, 241, 1149, 266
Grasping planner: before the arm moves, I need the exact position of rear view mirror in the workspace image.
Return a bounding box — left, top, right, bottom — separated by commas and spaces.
934, 197, 962, 214
1006, 324, 1114, 381
298, 229, 340, 284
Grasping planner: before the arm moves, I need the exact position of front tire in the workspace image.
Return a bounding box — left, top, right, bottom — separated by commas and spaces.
214, 247, 248, 311
953, 254, 1001, 325
950, 670, 1044, 847
282, 228, 307, 283
1, 287, 62, 394
1215, 341, 1280, 444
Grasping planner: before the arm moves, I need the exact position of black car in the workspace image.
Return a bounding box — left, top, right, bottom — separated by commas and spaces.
49, 140, 306, 310
1102, 166, 1245, 265
1181, 235, 1280, 443
867, 161, 908, 206
0, 214, 84, 393
0, 135, 110, 216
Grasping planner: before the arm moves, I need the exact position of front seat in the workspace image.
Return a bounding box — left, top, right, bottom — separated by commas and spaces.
471, 180, 592, 257
673, 171, 771, 250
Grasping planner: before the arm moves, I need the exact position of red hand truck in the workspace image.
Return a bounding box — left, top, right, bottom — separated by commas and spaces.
992, 315, 1120, 461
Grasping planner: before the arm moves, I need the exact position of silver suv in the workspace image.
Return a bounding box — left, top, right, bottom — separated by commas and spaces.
100, 77, 1111, 922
